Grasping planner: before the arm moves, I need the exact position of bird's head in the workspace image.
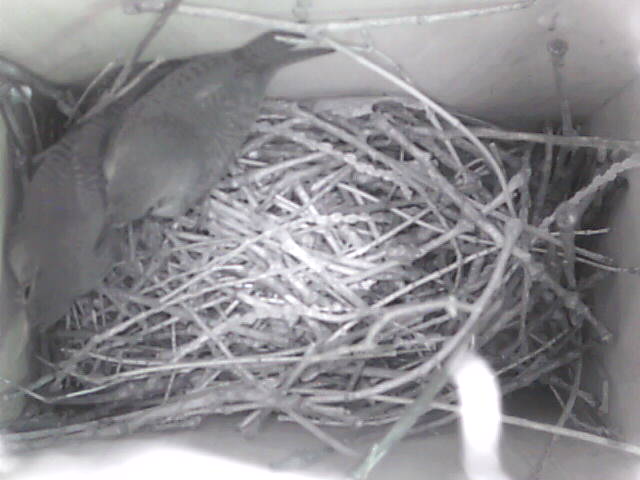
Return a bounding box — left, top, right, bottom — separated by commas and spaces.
239, 30, 333, 71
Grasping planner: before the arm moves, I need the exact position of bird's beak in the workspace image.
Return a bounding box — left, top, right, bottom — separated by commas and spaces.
273, 33, 323, 51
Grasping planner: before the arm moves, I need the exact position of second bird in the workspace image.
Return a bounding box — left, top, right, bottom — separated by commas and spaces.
103, 30, 333, 224
8, 60, 186, 330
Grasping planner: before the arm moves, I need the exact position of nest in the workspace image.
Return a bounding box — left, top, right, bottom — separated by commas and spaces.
6, 95, 640, 452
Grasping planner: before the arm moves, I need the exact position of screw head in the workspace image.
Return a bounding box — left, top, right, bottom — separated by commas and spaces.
547, 38, 569, 58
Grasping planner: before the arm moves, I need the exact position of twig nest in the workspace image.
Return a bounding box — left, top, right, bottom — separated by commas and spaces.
11, 96, 635, 447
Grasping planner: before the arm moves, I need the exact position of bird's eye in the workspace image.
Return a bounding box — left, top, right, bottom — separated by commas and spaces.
22, 283, 31, 301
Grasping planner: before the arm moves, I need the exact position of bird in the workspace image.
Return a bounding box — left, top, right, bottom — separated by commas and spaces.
7, 118, 119, 330
23, 227, 122, 331
103, 30, 333, 225
7, 59, 186, 330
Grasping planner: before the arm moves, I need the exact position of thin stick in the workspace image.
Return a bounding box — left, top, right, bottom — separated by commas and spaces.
125, 0, 534, 33
412, 125, 640, 152
368, 396, 640, 458
318, 35, 517, 218
351, 220, 521, 479
66, 60, 117, 124
529, 358, 583, 479
79, 0, 179, 121
111, 0, 181, 94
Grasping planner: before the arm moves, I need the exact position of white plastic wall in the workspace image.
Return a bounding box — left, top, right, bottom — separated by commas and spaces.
2, 0, 640, 478
588, 78, 640, 446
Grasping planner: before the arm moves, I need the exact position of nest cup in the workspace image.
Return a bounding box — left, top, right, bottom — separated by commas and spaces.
2, 1, 640, 479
